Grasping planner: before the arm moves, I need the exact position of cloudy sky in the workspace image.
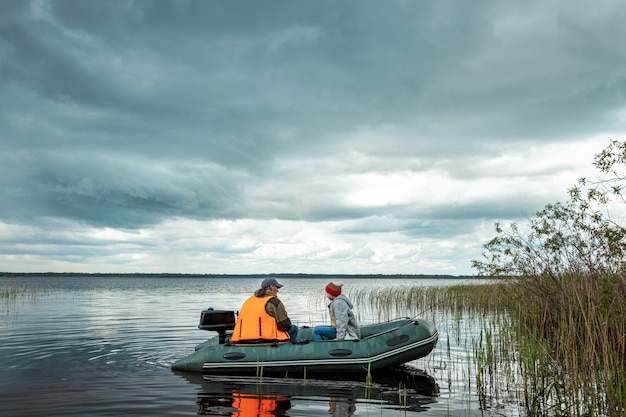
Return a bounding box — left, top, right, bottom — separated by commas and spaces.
1, 0, 625, 276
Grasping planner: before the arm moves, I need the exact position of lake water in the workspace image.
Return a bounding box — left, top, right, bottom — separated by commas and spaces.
1, 276, 507, 416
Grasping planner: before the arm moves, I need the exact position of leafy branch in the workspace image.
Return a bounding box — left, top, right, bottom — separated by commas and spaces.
472, 139, 626, 278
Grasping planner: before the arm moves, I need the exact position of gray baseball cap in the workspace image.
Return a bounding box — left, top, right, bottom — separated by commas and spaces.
261, 277, 284, 289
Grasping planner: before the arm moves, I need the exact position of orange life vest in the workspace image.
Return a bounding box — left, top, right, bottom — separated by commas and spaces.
231, 295, 290, 342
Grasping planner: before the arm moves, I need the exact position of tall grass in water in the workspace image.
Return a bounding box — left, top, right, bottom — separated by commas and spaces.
352, 283, 517, 411
2, 286, 49, 318
353, 277, 626, 416
351, 283, 508, 324
507, 272, 626, 416
2, 286, 30, 299
1, 286, 45, 299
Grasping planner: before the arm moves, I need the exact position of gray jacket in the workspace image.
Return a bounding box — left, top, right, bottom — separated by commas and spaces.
329, 294, 360, 340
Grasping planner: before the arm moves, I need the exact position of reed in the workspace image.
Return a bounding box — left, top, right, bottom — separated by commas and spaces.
355, 276, 626, 416
506, 272, 626, 416
1, 286, 27, 298
256, 363, 263, 382
351, 282, 508, 322
1, 285, 45, 299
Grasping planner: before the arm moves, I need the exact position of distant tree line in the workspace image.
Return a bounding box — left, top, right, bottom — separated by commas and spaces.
0, 272, 475, 279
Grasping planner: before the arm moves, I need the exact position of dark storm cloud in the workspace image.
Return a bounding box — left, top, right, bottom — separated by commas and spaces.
1, 0, 625, 274
1, 150, 249, 227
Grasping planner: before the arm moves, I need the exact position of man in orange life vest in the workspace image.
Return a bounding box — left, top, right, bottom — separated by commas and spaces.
231, 278, 298, 343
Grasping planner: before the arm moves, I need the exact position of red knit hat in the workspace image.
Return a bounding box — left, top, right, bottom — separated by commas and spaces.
325, 282, 342, 297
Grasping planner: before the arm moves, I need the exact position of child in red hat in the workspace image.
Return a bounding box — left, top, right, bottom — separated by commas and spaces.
312, 282, 360, 341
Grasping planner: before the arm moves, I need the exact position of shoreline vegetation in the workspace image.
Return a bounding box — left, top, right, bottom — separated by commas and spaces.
459, 139, 626, 416
366, 278, 626, 416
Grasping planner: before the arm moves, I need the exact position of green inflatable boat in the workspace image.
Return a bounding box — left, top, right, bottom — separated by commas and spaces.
172, 308, 438, 375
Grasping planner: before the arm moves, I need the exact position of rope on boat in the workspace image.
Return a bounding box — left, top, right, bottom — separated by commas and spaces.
360, 316, 420, 340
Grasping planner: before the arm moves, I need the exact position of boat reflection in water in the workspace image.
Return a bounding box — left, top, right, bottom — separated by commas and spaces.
174, 366, 439, 416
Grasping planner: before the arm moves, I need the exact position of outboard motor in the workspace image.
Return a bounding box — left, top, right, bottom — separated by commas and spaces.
198, 308, 236, 344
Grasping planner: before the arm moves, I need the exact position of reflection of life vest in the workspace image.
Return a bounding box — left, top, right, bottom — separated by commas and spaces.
231, 296, 290, 342
232, 392, 291, 416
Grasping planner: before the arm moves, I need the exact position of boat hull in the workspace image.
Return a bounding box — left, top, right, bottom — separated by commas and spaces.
172, 318, 438, 375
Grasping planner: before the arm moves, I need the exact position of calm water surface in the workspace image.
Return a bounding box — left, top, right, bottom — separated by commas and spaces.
1, 276, 502, 416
